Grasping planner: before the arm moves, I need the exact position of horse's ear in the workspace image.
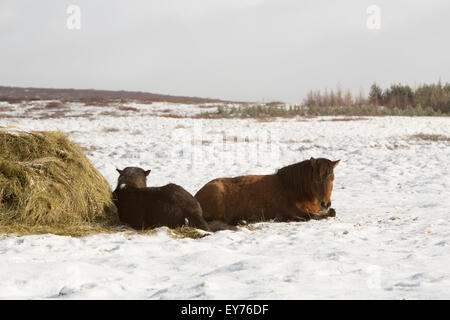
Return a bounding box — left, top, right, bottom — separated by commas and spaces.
116, 168, 123, 174
144, 170, 151, 176
310, 157, 316, 167
332, 160, 340, 168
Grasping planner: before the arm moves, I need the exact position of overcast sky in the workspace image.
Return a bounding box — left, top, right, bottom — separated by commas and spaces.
0, 0, 449, 103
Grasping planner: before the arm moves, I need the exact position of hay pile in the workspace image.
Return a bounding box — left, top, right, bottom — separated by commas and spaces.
0, 128, 118, 236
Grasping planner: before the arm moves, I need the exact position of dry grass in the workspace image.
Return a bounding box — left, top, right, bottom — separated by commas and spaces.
45, 101, 66, 109
0, 114, 29, 119
200, 140, 213, 145
254, 117, 278, 122
167, 225, 210, 239
279, 139, 301, 144
386, 143, 409, 150
25, 105, 47, 112
0, 223, 214, 239
26, 102, 68, 112
195, 112, 317, 121
82, 100, 111, 107
0, 106, 13, 112
321, 117, 368, 122
226, 136, 254, 143
117, 225, 210, 240
159, 114, 184, 119
118, 106, 140, 112
386, 134, 450, 150
0, 97, 25, 104
37, 110, 69, 119
66, 113, 94, 119
0, 128, 118, 236
98, 110, 121, 117
237, 223, 267, 231
102, 127, 120, 133
134, 100, 153, 105
254, 116, 312, 122
22, 103, 72, 119
409, 133, 450, 142
0, 224, 118, 238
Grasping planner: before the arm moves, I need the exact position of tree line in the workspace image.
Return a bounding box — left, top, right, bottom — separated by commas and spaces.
303, 81, 450, 114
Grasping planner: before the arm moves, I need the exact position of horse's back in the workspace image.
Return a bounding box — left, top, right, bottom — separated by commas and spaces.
194, 177, 229, 221
148, 183, 208, 230
195, 174, 281, 223
115, 184, 208, 230
160, 183, 209, 230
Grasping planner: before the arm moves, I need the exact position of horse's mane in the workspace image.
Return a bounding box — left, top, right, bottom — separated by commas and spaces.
275, 160, 314, 201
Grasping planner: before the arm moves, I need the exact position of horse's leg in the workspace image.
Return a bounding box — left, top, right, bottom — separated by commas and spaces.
274, 215, 288, 222
309, 209, 336, 220
294, 201, 336, 220
292, 215, 311, 222
292, 202, 318, 221
242, 215, 264, 224
274, 212, 310, 222
207, 220, 238, 231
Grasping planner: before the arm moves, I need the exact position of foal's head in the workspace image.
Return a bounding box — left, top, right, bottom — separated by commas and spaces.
310, 158, 340, 211
115, 167, 151, 189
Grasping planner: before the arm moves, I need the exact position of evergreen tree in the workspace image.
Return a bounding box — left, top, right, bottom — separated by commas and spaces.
369, 83, 383, 106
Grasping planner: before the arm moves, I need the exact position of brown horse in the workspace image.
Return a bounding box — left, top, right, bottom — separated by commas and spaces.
194, 158, 339, 227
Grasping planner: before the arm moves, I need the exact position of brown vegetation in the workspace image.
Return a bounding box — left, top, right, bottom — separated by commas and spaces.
159, 114, 184, 119
102, 127, 120, 133
118, 106, 140, 112
45, 101, 66, 109
321, 117, 368, 122
0, 106, 13, 112
409, 134, 450, 142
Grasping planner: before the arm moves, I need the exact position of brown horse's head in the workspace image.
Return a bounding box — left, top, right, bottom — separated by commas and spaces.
309, 157, 340, 211
276, 157, 339, 209
115, 167, 151, 189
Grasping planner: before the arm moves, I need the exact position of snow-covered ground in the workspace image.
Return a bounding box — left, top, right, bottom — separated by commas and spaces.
1, 101, 449, 299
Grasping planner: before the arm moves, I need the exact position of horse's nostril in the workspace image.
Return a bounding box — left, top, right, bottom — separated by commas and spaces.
321, 201, 331, 209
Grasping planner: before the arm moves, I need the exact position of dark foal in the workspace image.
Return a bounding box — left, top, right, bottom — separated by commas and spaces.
113, 167, 209, 231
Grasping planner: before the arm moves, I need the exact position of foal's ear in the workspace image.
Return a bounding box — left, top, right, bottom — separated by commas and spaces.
310, 157, 316, 167
116, 168, 123, 174
332, 160, 340, 168
144, 170, 151, 176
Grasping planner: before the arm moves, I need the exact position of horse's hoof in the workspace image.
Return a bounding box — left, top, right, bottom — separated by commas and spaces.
328, 208, 336, 217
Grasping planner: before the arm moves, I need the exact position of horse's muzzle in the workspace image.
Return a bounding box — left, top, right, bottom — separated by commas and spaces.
320, 201, 331, 211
